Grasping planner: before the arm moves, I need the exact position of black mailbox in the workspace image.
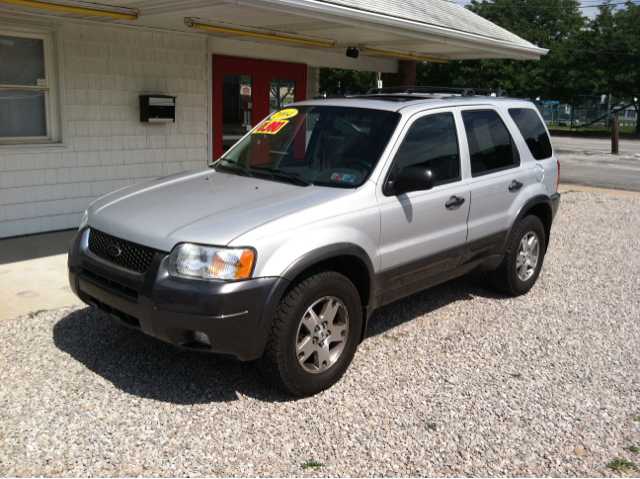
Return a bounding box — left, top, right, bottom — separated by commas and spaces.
139, 95, 176, 123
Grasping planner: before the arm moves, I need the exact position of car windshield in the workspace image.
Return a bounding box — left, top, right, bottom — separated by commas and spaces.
214, 105, 400, 188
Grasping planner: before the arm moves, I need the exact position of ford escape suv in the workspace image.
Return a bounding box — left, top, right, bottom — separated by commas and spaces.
68, 87, 561, 396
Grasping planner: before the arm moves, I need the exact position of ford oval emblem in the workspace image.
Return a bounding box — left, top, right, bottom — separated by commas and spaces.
106, 244, 122, 257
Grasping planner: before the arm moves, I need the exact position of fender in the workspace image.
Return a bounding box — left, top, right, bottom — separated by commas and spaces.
500, 194, 553, 254
280, 243, 378, 340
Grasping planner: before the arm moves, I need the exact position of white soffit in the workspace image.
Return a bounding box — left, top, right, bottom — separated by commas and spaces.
0, 0, 548, 61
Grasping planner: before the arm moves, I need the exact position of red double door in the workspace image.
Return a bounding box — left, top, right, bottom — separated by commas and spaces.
212, 55, 307, 159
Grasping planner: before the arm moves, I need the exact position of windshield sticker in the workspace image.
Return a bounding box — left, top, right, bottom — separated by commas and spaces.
271, 109, 298, 120
331, 173, 356, 183
253, 119, 288, 135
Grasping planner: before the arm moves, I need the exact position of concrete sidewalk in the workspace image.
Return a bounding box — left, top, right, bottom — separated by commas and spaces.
0, 184, 638, 321
0, 229, 81, 321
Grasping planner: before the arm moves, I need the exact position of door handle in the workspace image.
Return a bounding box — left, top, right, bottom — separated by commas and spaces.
509, 180, 524, 192
445, 196, 465, 209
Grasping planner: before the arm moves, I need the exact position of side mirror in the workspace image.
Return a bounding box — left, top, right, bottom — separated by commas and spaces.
391, 167, 435, 194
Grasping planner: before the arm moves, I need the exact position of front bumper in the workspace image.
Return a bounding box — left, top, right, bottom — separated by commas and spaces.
68, 228, 289, 361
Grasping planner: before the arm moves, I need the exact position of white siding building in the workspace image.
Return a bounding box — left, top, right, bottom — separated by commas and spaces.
0, 0, 546, 238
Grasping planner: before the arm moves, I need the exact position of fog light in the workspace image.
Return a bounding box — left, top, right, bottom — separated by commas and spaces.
193, 331, 210, 345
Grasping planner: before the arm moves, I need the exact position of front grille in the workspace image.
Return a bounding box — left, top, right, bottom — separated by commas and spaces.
88, 229, 157, 274
80, 268, 138, 302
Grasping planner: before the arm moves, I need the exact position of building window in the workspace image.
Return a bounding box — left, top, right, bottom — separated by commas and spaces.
0, 30, 59, 144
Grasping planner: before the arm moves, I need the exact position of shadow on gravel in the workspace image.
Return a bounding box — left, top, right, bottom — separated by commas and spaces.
53, 272, 505, 405
364, 271, 507, 339
53, 308, 295, 405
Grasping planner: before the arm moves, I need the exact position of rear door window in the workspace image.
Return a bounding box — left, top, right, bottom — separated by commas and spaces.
508, 108, 553, 160
461, 110, 520, 177
393, 113, 461, 187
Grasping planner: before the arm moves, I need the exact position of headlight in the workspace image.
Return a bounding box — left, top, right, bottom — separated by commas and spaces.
79, 209, 89, 231
169, 244, 255, 281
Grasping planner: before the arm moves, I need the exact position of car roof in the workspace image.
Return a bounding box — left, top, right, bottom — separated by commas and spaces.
291, 95, 535, 114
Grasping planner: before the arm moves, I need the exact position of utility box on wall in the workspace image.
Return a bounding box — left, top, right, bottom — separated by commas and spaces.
139, 95, 176, 123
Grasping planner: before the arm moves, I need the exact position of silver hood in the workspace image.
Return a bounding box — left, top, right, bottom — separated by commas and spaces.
88, 168, 352, 252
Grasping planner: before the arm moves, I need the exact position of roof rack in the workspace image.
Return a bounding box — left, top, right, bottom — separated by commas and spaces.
365, 85, 509, 98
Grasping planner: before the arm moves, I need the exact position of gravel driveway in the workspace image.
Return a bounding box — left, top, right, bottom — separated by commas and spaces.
1, 192, 639, 477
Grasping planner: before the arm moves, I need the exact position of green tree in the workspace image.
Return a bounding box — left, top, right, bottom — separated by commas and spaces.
570, 1, 639, 133
417, 0, 587, 102
319, 67, 376, 96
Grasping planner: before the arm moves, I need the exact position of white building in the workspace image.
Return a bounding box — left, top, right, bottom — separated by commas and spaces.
0, 0, 546, 238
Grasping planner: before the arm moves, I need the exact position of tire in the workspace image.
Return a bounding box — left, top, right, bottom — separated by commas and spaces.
490, 215, 546, 296
261, 270, 362, 396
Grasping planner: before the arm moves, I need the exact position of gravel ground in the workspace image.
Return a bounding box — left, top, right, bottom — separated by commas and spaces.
1, 192, 639, 477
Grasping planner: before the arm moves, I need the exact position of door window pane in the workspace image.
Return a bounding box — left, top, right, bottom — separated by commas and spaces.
0, 89, 47, 137
270, 78, 295, 113
0, 35, 45, 86
462, 110, 519, 177
222, 74, 252, 152
393, 113, 460, 187
508, 108, 553, 160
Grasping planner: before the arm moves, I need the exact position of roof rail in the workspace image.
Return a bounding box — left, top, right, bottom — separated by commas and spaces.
365, 85, 509, 98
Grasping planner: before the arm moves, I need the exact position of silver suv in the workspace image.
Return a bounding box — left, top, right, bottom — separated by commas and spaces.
68, 88, 561, 396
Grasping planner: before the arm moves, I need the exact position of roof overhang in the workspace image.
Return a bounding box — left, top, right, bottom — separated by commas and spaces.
0, 0, 547, 72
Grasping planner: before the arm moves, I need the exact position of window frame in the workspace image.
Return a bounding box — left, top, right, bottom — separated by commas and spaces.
382, 110, 463, 194
0, 28, 60, 145
460, 108, 520, 178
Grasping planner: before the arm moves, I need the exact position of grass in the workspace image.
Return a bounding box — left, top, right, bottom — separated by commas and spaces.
301, 460, 324, 471
425, 422, 437, 432
509, 373, 522, 378
607, 458, 638, 473
28, 310, 47, 318
548, 125, 638, 138
631, 413, 640, 421
623, 446, 639, 453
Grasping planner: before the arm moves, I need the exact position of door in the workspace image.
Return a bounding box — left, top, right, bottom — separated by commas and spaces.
213, 55, 307, 159
458, 107, 530, 256
377, 111, 471, 294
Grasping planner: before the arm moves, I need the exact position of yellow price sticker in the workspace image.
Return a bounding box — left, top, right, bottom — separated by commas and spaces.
271, 109, 298, 120
253, 119, 289, 135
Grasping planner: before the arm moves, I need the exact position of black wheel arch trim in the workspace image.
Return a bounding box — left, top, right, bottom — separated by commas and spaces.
501, 194, 554, 254
279, 243, 377, 341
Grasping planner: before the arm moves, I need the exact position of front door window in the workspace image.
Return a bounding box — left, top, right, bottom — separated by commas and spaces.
222, 74, 253, 153
269, 78, 295, 114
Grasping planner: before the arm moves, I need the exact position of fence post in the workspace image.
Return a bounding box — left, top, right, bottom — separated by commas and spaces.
611, 115, 619, 154
569, 105, 574, 132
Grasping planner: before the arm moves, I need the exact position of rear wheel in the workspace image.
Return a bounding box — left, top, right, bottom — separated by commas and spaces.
261, 270, 362, 396
490, 215, 546, 296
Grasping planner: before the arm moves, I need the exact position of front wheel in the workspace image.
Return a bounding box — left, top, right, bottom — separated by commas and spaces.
490, 215, 546, 296
261, 270, 362, 396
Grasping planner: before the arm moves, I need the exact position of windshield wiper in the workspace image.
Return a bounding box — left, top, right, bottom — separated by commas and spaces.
218, 158, 253, 178
252, 167, 312, 186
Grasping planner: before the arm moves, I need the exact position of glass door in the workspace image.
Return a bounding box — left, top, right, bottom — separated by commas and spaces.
213, 55, 307, 159
222, 74, 253, 152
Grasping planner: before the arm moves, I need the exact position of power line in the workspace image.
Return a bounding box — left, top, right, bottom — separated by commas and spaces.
453, 0, 639, 7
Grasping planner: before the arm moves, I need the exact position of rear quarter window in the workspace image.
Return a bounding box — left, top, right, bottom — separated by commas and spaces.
508, 108, 553, 160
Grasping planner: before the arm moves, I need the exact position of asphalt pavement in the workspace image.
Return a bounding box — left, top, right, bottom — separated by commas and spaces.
552, 136, 640, 192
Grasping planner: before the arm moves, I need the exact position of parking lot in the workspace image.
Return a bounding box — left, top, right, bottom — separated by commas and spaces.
1, 191, 639, 477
